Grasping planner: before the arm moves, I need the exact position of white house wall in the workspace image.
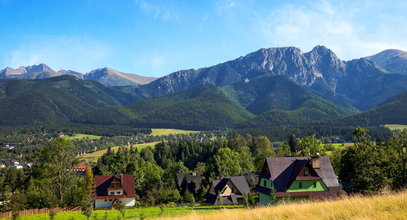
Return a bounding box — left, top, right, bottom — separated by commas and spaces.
95, 199, 113, 208
95, 198, 135, 208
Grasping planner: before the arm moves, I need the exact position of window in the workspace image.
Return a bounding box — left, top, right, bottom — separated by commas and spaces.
263, 179, 267, 187
110, 191, 114, 195
313, 182, 317, 188
104, 199, 107, 202
116, 191, 121, 195
109, 199, 112, 201
304, 167, 310, 176
298, 182, 303, 188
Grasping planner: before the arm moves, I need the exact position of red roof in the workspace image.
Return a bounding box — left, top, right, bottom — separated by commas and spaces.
94, 175, 136, 199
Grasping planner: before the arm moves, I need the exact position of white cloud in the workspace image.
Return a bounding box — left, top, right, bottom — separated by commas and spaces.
255, 0, 407, 60
4, 35, 113, 72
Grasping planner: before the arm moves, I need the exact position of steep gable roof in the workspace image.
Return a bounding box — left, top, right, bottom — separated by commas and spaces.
205, 175, 250, 204
263, 156, 339, 192
95, 175, 136, 198
211, 176, 250, 195
176, 173, 202, 191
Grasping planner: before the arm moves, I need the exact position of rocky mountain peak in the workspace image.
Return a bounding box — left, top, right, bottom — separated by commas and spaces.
365, 49, 407, 74
25, 63, 54, 73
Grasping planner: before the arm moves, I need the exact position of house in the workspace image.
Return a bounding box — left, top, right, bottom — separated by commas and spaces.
205, 176, 251, 205
176, 172, 202, 194
94, 175, 137, 208
255, 156, 340, 205
69, 162, 88, 175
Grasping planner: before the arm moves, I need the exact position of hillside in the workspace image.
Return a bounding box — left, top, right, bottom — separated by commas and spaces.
331, 91, 407, 126
159, 191, 407, 220
76, 76, 354, 129
366, 49, 407, 74
220, 75, 357, 115
0, 76, 137, 126
84, 67, 157, 86
75, 84, 255, 130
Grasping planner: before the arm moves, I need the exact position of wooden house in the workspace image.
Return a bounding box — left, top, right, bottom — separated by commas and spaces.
94, 175, 136, 208
255, 156, 340, 205
205, 176, 250, 205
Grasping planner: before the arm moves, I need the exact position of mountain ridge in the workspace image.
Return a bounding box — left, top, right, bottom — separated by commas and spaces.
0, 64, 157, 86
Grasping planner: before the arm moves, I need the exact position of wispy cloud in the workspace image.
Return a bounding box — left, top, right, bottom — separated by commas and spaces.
3, 35, 113, 72
254, 0, 407, 59
134, 0, 179, 22
215, 0, 237, 14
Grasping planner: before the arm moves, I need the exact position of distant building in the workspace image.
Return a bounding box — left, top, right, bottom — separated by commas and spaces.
176, 172, 202, 194
69, 162, 88, 175
94, 175, 136, 208
205, 176, 251, 205
255, 156, 340, 205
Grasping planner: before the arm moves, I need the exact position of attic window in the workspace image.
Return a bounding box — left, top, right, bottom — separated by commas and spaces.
304, 167, 310, 176
263, 179, 267, 187
313, 182, 317, 188
298, 182, 303, 188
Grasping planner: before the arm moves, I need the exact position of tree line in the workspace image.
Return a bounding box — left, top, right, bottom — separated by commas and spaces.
0, 128, 406, 213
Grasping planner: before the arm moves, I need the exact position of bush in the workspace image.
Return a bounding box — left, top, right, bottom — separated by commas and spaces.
182, 191, 196, 205
157, 189, 182, 204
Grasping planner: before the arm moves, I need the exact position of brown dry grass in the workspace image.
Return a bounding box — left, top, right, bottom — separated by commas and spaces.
159, 191, 407, 220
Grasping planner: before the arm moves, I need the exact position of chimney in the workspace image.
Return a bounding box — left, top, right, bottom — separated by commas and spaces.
311, 157, 320, 169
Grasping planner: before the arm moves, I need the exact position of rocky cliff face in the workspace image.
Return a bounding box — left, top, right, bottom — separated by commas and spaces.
140, 45, 407, 110
141, 46, 365, 95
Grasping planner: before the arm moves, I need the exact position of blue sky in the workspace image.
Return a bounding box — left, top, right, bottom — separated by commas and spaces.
1, 0, 406, 77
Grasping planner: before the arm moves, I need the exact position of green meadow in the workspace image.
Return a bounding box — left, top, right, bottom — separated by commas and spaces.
1, 206, 243, 220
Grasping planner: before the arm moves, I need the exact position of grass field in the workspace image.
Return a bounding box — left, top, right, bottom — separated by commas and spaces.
1, 206, 243, 220
79, 142, 159, 163
323, 143, 354, 149
384, 124, 407, 131
159, 191, 407, 220
150, 129, 199, 136
64, 134, 102, 140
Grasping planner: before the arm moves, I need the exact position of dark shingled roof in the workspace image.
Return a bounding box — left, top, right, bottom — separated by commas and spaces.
264, 156, 339, 192
205, 176, 250, 204
176, 173, 202, 192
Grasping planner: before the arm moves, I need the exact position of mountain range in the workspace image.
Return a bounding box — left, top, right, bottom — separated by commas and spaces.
0, 45, 406, 130
0, 64, 157, 86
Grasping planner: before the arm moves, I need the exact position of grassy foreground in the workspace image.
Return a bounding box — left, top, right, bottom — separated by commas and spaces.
160, 191, 407, 220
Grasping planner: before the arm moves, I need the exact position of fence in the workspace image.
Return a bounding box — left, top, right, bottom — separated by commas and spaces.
0, 207, 81, 218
